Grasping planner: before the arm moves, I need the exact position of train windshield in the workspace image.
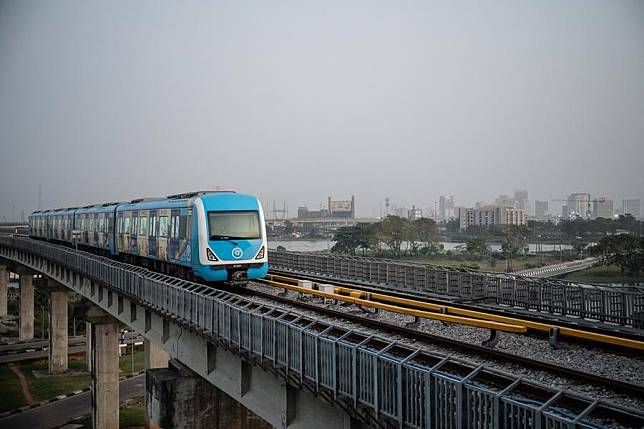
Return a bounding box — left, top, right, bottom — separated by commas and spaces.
208, 211, 261, 240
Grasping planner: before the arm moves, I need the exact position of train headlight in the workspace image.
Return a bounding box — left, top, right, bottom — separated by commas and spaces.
206, 248, 219, 261
255, 246, 265, 260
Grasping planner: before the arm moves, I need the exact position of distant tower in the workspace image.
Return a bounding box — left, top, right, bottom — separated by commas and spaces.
385, 198, 390, 216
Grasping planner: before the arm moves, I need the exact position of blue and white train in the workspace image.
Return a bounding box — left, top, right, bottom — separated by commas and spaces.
28, 191, 268, 285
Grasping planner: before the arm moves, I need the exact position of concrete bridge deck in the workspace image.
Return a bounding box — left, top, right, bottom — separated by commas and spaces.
1, 236, 643, 428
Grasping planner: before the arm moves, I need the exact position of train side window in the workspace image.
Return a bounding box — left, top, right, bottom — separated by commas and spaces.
99, 217, 105, 233
159, 216, 168, 237
139, 216, 147, 236
178, 215, 187, 239
132, 216, 138, 235
170, 215, 179, 238
124, 216, 130, 235
149, 216, 157, 237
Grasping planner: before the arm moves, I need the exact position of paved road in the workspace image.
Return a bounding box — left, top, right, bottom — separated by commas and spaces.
0, 345, 87, 364
0, 337, 85, 354
0, 374, 144, 429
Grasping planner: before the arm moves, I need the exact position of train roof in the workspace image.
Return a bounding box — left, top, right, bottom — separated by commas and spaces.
167, 190, 235, 199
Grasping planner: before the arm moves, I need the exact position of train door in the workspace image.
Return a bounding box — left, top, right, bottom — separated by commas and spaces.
167, 210, 179, 261
116, 212, 124, 251
97, 213, 105, 249
91, 213, 97, 247
148, 211, 157, 258
138, 210, 148, 257
130, 212, 138, 255
157, 209, 170, 261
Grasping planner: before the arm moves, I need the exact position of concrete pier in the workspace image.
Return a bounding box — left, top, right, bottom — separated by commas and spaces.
48, 289, 68, 374
0, 265, 7, 317
19, 274, 34, 341
86, 321, 92, 372
88, 307, 120, 429
144, 339, 169, 370
146, 360, 270, 429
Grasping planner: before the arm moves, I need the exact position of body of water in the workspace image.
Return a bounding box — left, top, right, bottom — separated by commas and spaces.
268, 239, 573, 253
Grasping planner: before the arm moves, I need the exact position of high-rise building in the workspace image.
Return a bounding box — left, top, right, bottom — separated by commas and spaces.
408, 206, 423, 220
495, 194, 514, 207
438, 196, 446, 220
459, 206, 527, 231
623, 199, 641, 219
514, 190, 529, 213
446, 196, 455, 219
592, 198, 613, 219
535, 200, 548, 220
567, 193, 591, 219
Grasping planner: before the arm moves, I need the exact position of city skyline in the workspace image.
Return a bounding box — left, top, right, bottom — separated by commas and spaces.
2, 1, 644, 220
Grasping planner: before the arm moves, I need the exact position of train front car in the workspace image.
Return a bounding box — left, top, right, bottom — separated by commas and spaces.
191, 192, 268, 285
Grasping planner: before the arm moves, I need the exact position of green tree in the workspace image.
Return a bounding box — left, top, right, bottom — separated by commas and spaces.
464, 237, 489, 257
414, 218, 437, 250
331, 223, 377, 255
591, 234, 644, 277
332, 225, 361, 255
501, 226, 527, 272
404, 221, 420, 255
377, 216, 406, 257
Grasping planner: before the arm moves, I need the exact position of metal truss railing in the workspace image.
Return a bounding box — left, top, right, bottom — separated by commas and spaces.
1, 236, 643, 428
269, 250, 644, 328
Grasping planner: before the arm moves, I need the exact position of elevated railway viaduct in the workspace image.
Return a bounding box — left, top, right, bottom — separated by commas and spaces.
1, 236, 643, 428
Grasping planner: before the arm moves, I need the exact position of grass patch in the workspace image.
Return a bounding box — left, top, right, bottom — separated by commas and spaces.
119, 350, 144, 376
562, 265, 644, 284
23, 360, 91, 402
120, 397, 145, 428
77, 397, 145, 429
0, 366, 26, 412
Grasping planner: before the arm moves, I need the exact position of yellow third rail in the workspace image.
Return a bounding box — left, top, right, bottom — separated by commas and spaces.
261, 274, 644, 352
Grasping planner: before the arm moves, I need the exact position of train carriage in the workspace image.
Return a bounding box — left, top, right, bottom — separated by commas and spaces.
29, 191, 268, 285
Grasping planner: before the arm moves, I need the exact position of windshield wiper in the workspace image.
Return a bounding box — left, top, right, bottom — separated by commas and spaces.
210, 235, 255, 241
209, 235, 231, 240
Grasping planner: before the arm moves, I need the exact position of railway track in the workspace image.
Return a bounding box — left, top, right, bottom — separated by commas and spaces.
267, 269, 644, 349
246, 278, 644, 400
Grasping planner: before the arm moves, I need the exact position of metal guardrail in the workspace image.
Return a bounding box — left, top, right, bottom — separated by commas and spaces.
512, 258, 599, 278
268, 251, 644, 328
1, 236, 643, 428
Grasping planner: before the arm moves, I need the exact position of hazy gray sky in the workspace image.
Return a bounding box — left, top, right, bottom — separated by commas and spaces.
1, 0, 643, 219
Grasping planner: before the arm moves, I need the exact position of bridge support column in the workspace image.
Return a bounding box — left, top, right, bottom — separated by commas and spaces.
144, 339, 169, 370
86, 322, 92, 372
0, 265, 7, 317
88, 307, 120, 429
48, 288, 68, 374
146, 359, 270, 429
19, 274, 34, 341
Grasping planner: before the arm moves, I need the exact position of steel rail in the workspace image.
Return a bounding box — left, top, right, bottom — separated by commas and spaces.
264, 273, 644, 351
245, 286, 644, 399
269, 268, 644, 345
259, 278, 527, 333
